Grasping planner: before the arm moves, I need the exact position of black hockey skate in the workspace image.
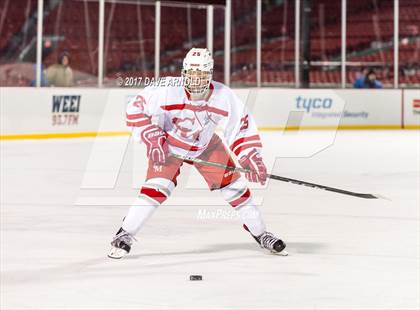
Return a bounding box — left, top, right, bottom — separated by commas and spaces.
252, 231, 288, 256
108, 228, 135, 259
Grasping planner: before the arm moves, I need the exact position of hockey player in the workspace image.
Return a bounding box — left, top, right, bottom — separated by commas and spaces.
109, 48, 287, 259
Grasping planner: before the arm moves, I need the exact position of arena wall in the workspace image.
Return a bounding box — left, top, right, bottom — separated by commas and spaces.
0, 88, 419, 139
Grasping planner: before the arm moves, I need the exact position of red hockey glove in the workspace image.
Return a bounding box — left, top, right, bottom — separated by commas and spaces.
141, 125, 168, 164
239, 149, 267, 185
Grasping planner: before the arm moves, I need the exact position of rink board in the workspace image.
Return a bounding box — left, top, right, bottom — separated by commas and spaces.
0, 87, 418, 139
403, 89, 420, 129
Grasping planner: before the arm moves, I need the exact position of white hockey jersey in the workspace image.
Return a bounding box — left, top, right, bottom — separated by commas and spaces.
126, 77, 263, 159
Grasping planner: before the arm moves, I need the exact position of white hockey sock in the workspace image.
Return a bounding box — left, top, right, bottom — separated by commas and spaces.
220, 178, 266, 236
236, 203, 266, 237
122, 177, 174, 235
122, 197, 157, 235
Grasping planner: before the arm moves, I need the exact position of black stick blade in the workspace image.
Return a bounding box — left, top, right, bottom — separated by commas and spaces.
268, 174, 379, 199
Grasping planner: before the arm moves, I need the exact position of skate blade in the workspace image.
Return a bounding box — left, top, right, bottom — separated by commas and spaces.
269, 248, 289, 256
274, 249, 289, 256
108, 246, 128, 259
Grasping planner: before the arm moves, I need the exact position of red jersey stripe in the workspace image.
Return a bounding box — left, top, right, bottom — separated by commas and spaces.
161, 104, 186, 111
206, 106, 228, 117
161, 104, 228, 117
167, 134, 203, 152
229, 189, 251, 208
127, 113, 148, 120
233, 142, 263, 156
140, 187, 167, 204
230, 135, 261, 151
126, 119, 150, 127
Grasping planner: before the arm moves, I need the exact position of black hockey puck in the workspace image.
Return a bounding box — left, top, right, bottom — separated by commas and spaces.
189, 275, 202, 281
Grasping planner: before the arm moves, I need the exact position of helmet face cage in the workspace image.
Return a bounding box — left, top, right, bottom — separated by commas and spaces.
182, 68, 213, 96
182, 48, 214, 98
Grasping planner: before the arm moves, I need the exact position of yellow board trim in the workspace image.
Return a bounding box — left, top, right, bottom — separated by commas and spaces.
1, 125, 419, 140
403, 125, 420, 130
0, 131, 130, 140
259, 125, 405, 131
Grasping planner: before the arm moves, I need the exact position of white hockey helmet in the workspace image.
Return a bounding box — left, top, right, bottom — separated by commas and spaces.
182, 48, 214, 98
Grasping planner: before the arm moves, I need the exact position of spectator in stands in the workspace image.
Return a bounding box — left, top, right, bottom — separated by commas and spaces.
353, 67, 368, 88
45, 51, 74, 87
402, 62, 416, 77
30, 64, 49, 87
354, 69, 382, 89
30, 40, 54, 87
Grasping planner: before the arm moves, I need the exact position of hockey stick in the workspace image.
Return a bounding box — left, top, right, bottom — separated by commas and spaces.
170, 153, 378, 199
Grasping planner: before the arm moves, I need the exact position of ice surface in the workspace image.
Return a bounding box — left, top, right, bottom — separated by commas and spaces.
1, 130, 419, 310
